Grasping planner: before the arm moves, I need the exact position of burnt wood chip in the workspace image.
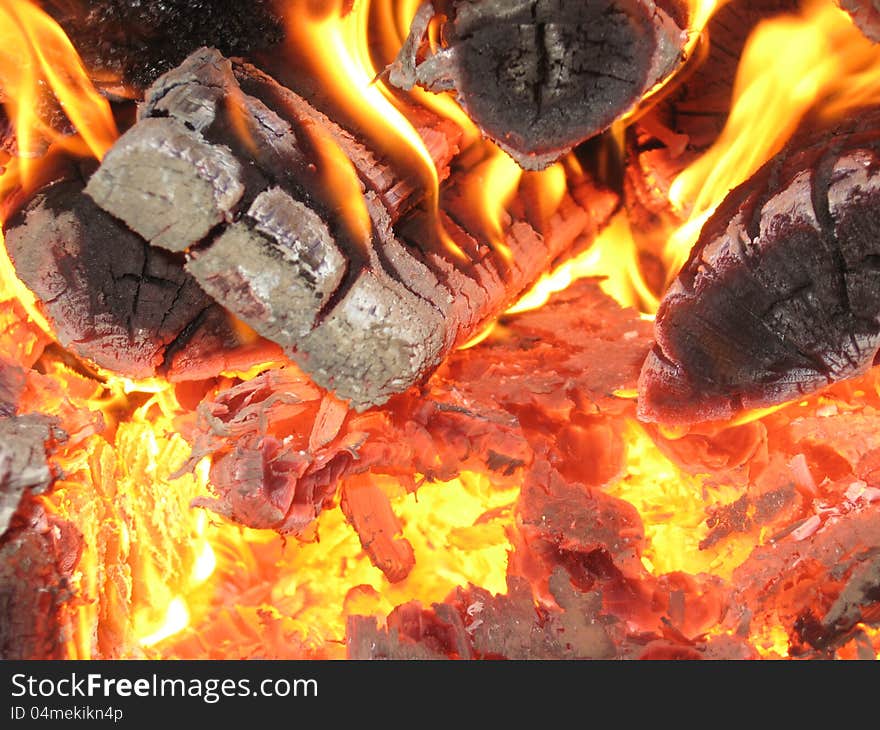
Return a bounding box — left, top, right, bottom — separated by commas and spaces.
638, 109, 880, 425
838, 0, 880, 43
389, 0, 686, 169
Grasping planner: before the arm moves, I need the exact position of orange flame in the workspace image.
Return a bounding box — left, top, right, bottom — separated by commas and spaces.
0, 0, 117, 174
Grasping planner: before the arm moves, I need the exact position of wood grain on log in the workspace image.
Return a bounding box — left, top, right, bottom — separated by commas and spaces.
638, 109, 880, 425
86, 48, 617, 409
389, 0, 687, 169
2, 175, 271, 381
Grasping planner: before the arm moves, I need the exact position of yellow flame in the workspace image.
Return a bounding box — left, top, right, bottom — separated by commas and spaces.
665, 0, 880, 274
0, 0, 117, 176
508, 213, 659, 314
139, 598, 190, 648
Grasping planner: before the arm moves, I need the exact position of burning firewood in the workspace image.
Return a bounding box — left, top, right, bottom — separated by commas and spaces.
389, 0, 690, 169
39, 0, 284, 92
0, 499, 82, 659
638, 108, 880, 425
83, 47, 617, 409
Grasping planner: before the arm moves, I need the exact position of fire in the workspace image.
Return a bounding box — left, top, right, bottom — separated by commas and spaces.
0, 0, 117, 175
665, 0, 880, 273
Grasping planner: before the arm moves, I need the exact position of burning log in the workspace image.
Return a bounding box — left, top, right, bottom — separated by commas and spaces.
838, 0, 880, 43
389, 0, 689, 170
2, 175, 277, 381
0, 500, 83, 659
85, 48, 617, 409
638, 108, 880, 425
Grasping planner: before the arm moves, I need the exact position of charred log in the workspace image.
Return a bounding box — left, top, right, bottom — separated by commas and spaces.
0, 500, 82, 659
638, 108, 880, 425
86, 48, 617, 409
389, 0, 688, 170
2, 175, 271, 381
40, 0, 283, 92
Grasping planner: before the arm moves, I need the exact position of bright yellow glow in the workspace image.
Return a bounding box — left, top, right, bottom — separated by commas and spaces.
139, 598, 190, 647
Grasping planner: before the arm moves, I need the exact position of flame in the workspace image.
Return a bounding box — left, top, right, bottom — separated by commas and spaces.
665, 0, 880, 274
0, 0, 117, 176
284, 0, 470, 261
509, 212, 659, 315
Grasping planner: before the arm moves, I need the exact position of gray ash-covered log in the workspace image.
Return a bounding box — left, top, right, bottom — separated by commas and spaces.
638, 107, 880, 425
84, 47, 617, 409
389, 0, 689, 169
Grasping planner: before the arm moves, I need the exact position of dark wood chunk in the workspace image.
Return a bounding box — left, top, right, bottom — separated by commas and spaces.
0, 414, 64, 537
0, 358, 25, 418
0, 501, 83, 659
390, 0, 687, 169
3, 177, 253, 380
638, 110, 880, 424
838, 0, 880, 42
41, 0, 283, 91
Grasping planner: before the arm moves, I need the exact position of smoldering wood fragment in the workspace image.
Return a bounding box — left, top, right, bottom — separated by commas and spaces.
41, 0, 284, 91
3, 176, 258, 380
0, 414, 64, 537
339, 475, 416, 584
638, 109, 880, 425
838, 0, 880, 42
389, 0, 687, 169
0, 358, 25, 418
0, 500, 82, 659
730, 505, 880, 656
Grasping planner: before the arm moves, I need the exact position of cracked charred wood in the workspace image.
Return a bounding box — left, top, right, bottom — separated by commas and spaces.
39, 0, 283, 93
86, 48, 617, 409
389, 0, 688, 170
0, 414, 64, 538
838, 0, 880, 42
638, 108, 880, 425
2, 174, 274, 381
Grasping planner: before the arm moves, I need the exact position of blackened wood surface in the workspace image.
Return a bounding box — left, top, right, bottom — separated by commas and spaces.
3, 177, 259, 380
40, 0, 283, 91
390, 0, 686, 169
638, 109, 880, 424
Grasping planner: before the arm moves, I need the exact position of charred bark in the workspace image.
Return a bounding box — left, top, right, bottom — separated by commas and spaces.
39, 0, 283, 92
86, 48, 617, 409
389, 0, 688, 169
2, 175, 269, 381
638, 108, 880, 424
